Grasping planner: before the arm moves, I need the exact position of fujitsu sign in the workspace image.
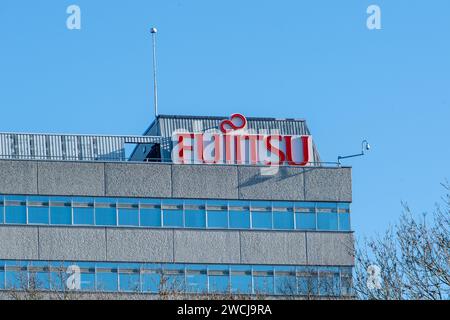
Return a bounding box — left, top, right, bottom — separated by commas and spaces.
171, 114, 313, 166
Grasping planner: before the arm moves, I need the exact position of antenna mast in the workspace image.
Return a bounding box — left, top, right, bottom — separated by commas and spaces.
150, 27, 158, 117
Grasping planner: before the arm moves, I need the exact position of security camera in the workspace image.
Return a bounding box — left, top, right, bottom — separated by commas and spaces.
150, 27, 158, 33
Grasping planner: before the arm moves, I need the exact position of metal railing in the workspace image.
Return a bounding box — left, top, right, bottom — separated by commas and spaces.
0, 132, 342, 167
0, 132, 166, 162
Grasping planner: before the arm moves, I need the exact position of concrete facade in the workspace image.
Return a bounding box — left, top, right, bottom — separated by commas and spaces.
0, 225, 353, 266
0, 160, 352, 202
0, 158, 354, 295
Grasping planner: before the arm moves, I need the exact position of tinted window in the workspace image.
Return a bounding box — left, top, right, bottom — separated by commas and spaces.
140, 208, 161, 227
339, 212, 351, 231
95, 207, 117, 226
185, 209, 206, 228
229, 210, 250, 229
28, 207, 49, 224
5, 205, 26, 224
273, 212, 294, 229
251, 211, 272, 229
50, 206, 72, 225
296, 212, 316, 230
73, 207, 94, 225
207, 210, 228, 228
317, 212, 338, 231
163, 210, 183, 227
118, 209, 139, 226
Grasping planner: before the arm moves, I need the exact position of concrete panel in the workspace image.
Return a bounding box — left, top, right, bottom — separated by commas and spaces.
304, 167, 352, 202
106, 229, 173, 262
39, 227, 106, 261
172, 165, 238, 199
240, 231, 307, 265
174, 230, 240, 264
306, 232, 354, 266
38, 161, 105, 196
238, 166, 305, 201
105, 163, 172, 198
0, 226, 39, 260
0, 160, 37, 195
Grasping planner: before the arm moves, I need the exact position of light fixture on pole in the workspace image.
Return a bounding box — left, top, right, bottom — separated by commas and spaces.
150, 27, 158, 118
337, 139, 371, 164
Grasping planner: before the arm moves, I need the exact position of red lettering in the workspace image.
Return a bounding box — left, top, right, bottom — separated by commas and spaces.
243, 135, 260, 165
284, 135, 310, 166
177, 133, 194, 164
264, 135, 286, 165
203, 134, 221, 164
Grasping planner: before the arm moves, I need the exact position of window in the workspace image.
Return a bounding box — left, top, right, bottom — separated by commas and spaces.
207, 210, 228, 228
80, 271, 95, 291
28, 206, 49, 224
340, 267, 353, 296
73, 207, 94, 225
96, 265, 118, 292
339, 202, 351, 231
339, 212, 351, 231
0, 266, 4, 290
49, 262, 69, 291
274, 267, 297, 295
95, 207, 117, 226
140, 208, 161, 227
206, 200, 228, 228
163, 209, 183, 227
5, 261, 27, 290
118, 209, 139, 226
319, 267, 340, 296
298, 267, 318, 296
50, 206, 72, 225
5, 205, 26, 224
208, 265, 229, 293
185, 209, 206, 228
253, 266, 274, 295
229, 201, 250, 229
162, 265, 185, 292
186, 266, 207, 293
273, 202, 294, 230
0, 199, 4, 224
231, 266, 252, 294
142, 269, 161, 293
251, 202, 272, 229
317, 202, 338, 231
119, 268, 140, 292
0, 260, 352, 297
295, 202, 316, 230
0, 196, 349, 231
30, 261, 50, 290
273, 212, 294, 229
76, 262, 95, 291
296, 212, 316, 230
317, 212, 338, 230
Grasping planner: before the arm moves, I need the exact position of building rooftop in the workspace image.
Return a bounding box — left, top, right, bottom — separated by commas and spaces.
0, 114, 332, 165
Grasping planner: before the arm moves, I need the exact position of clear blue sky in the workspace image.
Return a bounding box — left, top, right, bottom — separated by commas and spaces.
0, 0, 449, 238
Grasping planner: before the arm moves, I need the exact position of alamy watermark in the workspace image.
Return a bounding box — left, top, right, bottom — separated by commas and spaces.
66, 5, 81, 30
367, 5, 382, 30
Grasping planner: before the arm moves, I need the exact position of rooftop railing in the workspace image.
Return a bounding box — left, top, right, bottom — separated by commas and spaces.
0, 132, 341, 167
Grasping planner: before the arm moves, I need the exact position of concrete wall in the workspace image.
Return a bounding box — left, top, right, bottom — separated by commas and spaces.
0, 225, 354, 266
0, 160, 352, 202
0, 159, 353, 267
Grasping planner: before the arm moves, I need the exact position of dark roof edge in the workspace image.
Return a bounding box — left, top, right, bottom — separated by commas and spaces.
155, 114, 306, 122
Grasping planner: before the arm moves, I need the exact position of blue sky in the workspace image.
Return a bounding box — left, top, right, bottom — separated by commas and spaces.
0, 0, 449, 238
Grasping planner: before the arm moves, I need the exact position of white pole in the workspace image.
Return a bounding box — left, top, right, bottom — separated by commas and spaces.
150, 27, 158, 117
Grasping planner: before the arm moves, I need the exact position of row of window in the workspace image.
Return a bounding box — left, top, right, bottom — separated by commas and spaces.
0, 195, 351, 231
0, 261, 353, 297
